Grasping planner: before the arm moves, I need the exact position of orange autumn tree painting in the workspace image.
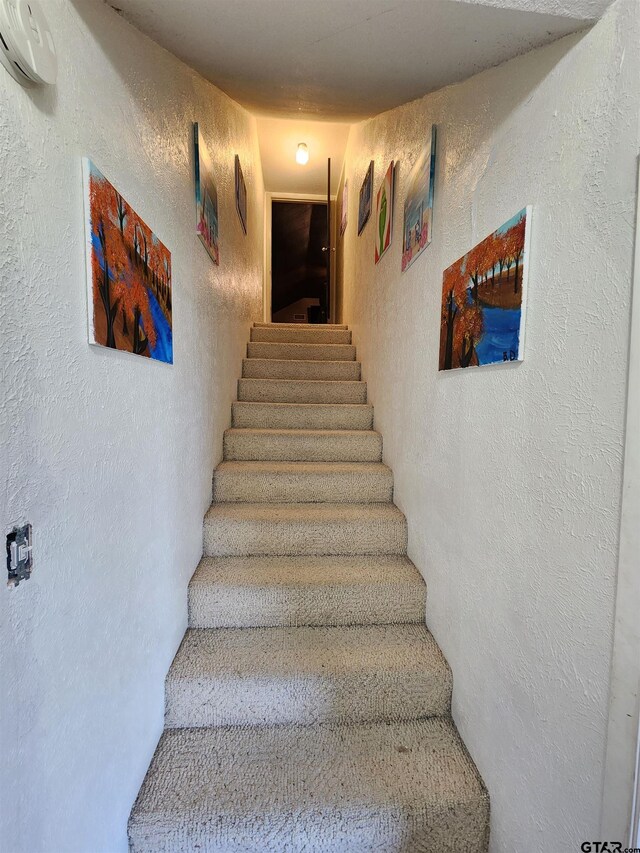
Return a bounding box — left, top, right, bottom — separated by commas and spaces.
439, 208, 530, 371
83, 159, 173, 363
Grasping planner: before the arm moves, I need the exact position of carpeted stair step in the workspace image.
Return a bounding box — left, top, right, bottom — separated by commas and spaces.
213, 461, 393, 503
128, 718, 490, 853
188, 554, 427, 628
165, 624, 452, 728
238, 377, 367, 404
247, 341, 356, 361
242, 357, 361, 381
203, 502, 407, 556
223, 428, 382, 462
129, 319, 490, 852
253, 322, 349, 330
232, 401, 373, 430
251, 326, 352, 344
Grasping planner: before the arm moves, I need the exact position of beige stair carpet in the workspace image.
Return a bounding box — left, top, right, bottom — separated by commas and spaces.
188, 554, 428, 629
213, 461, 393, 503
247, 340, 357, 360
231, 401, 374, 430
223, 427, 383, 462
129, 322, 489, 852
164, 623, 452, 728
242, 357, 361, 380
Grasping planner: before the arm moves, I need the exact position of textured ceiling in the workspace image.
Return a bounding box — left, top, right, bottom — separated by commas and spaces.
113, 0, 611, 121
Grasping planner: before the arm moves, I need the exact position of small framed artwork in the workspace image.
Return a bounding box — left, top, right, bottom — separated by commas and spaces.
83, 158, 173, 363
358, 161, 373, 235
402, 125, 437, 272
340, 179, 348, 236
374, 161, 395, 264
439, 207, 532, 371
235, 154, 247, 235
194, 122, 219, 264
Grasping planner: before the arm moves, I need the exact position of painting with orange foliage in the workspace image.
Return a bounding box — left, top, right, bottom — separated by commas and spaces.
83, 159, 173, 363
439, 208, 531, 371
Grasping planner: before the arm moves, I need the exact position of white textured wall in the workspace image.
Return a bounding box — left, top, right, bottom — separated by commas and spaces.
340, 1, 639, 850
0, 1, 263, 850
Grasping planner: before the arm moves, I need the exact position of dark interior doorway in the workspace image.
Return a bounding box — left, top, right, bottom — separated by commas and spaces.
271, 200, 328, 323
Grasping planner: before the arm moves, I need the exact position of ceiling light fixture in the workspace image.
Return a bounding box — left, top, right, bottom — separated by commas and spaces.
296, 143, 309, 165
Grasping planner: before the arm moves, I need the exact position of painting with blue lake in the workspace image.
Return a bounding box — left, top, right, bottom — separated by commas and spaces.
83, 159, 173, 363
439, 208, 531, 371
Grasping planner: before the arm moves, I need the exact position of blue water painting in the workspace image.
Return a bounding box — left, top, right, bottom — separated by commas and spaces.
146, 290, 173, 363
475, 306, 521, 365
439, 207, 530, 370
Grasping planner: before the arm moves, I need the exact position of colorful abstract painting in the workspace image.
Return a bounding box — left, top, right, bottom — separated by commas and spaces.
358, 161, 373, 235
83, 159, 173, 363
402, 126, 437, 272
439, 207, 531, 371
340, 179, 348, 236
375, 161, 395, 264
235, 154, 247, 235
194, 123, 219, 264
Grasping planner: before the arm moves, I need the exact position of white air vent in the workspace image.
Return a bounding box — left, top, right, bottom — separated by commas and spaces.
0, 0, 56, 86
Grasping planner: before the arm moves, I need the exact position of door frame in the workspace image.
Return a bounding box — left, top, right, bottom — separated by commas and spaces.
263, 191, 335, 323
600, 156, 640, 845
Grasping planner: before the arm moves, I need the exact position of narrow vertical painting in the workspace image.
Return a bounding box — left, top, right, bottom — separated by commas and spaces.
83, 158, 173, 363
358, 161, 373, 235
235, 154, 247, 235
402, 125, 437, 272
439, 207, 531, 371
194, 123, 219, 264
375, 161, 395, 264
340, 179, 348, 236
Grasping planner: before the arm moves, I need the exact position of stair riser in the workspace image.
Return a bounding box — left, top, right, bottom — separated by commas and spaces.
251, 327, 352, 344
238, 379, 367, 404
213, 470, 393, 503
132, 805, 489, 853
129, 720, 490, 853
247, 342, 356, 361
223, 432, 382, 462
189, 582, 426, 628
242, 358, 361, 381
254, 322, 348, 330
232, 402, 373, 430
165, 670, 451, 728
203, 516, 407, 556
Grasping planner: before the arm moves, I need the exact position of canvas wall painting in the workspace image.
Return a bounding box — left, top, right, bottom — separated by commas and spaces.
374, 161, 395, 264
358, 161, 373, 235
235, 154, 247, 235
194, 123, 219, 264
83, 158, 173, 363
402, 125, 437, 272
439, 207, 531, 371
340, 179, 348, 236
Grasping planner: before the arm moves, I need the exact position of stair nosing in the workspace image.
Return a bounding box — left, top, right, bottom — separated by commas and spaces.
239, 378, 366, 385
224, 427, 381, 435
232, 401, 373, 409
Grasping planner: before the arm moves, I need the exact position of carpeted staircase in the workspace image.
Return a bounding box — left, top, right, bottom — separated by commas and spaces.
129, 323, 490, 852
